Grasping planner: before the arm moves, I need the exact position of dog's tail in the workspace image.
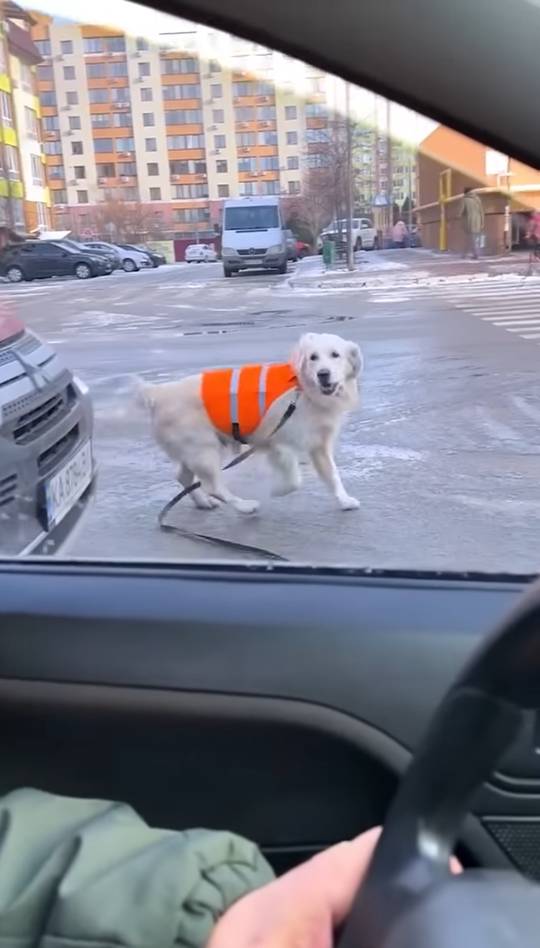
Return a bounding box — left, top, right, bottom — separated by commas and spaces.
134, 376, 158, 412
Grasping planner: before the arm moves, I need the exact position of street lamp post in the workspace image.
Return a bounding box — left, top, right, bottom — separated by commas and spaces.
345, 80, 354, 271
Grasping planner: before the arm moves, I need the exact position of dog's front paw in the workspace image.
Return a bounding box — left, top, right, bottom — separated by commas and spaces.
338, 494, 360, 511
235, 498, 260, 515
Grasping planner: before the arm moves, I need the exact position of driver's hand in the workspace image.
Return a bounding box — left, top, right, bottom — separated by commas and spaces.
208, 827, 461, 948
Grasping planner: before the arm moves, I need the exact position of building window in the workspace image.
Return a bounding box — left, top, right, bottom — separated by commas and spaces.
162, 83, 201, 100
285, 105, 297, 120
209, 84, 222, 101
66, 90, 79, 105
30, 154, 44, 184
93, 138, 114, 153
160, 57, 198, 75
48, 164, 64, 178
216, 160, 228, 173
166, 134, 205, 149
89, 88, 108, 104
91, 113, 111, 127
60, 40, 73, 54
218, 184, 229, 198
172, 183, 208, 198
35, 39, 51, 57
71, 141, 83, 154
97, 162, 115, 178
169, 159, 206, 174
136, 37, 149, 50
138, 62, 150, 78
258, 131, 278, 145
238, 157, 256, 172
109, 60, 128, 77
257, 106, 276, 120
212, 109, 224, 123
83, 36, 125, 54
214, 134, 226, 148
287, 155, 299, 170
25, 107, 39, 138
165, 109, 202, 125
39, 90, 57, 107
118, 161, 136, 175
37, 203, 48, 226
305, 103, 327, 117
286, 131, 298, 145
150, 187, 161, 200
239, 182, 256, 196
63, 65, 76, 80
5, 145, 19, 175
145, 138, 157, 151
235, 106, 255, 121
236, 132, 256, 146
260, 180, 280, 194
288, 180, 300, 194
69, 115, 81, 130
111, 87, 130, 103
113, 111, 132, 127
43, 140, 62, 155
141, 87, 153, 101
86, 62, 107, 78
147, 162, 159, 175
43, 115, 59, 131
209, 59, 220, 73
74, 165, 86, 178
233, 80, 273, 97
37, 64, 53, 80
77, 190, 88, 203
143, 113, 155, 127
0, 92, 12, 127
260, 155, 279, 170
173, 207, 209, 222
52, 190, 67, 204
19, 63, 32, 91
116, 137, 135, 152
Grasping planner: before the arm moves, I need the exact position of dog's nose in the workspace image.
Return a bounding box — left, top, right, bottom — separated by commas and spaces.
317, 368, 331, 384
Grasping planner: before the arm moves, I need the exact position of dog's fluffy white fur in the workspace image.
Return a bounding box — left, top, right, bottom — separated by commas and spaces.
138, 332, 362, 514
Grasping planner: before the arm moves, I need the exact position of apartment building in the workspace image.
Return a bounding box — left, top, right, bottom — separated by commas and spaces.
0, 1, 50, 237
30, 16, 319, 238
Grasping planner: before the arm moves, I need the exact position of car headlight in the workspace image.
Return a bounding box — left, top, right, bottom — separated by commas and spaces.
72, 374, 90, 397
266, 244, 283, 255
221, 247, 236, 256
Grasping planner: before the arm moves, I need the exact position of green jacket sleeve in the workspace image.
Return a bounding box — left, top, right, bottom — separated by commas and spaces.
0, 788, 274, 948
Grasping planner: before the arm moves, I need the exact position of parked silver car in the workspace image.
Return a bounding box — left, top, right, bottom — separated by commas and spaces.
0, 313, 95, 556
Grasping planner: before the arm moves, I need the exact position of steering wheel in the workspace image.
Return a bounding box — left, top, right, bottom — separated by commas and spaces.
338, 579, 540, 948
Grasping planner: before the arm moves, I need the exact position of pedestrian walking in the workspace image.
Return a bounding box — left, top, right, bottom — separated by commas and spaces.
460, 187, 485, 259
392, 219, 408, 248
525, 208, 540, 273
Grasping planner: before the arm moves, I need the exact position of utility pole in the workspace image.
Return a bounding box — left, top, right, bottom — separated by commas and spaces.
386, 98, 393, 237
345, 80, 354, 271
0, 10, 15, 231
407, 147, 414, 229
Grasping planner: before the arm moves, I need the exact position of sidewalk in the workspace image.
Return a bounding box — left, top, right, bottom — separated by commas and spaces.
287, 248, 533, 292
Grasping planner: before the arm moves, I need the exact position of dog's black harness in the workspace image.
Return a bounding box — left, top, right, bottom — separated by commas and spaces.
158, 397, 298, 560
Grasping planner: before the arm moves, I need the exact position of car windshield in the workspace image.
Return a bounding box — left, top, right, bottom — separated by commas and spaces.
224, 206, 279, 231
0, 0, 538, 575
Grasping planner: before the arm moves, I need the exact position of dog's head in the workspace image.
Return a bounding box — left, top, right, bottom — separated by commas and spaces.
290, 332, 363, 399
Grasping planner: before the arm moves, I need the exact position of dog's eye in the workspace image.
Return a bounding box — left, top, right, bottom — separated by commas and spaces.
309, 353, 319, 361
331, 351, 340, 358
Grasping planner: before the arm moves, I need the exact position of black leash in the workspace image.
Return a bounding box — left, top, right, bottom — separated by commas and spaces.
158, 399, 298, 561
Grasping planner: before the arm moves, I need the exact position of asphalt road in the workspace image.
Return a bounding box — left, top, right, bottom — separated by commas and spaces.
4, 252, 540, 572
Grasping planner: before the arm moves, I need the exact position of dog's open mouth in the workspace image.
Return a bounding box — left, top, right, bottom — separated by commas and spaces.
319, 381, 338, 395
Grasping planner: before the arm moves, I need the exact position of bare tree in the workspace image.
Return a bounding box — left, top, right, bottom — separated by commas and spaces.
91, 199, 155, 242
286, 165, 333, 248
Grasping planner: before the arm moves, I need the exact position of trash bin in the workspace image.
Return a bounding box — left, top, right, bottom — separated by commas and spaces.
322, 237, 335, 267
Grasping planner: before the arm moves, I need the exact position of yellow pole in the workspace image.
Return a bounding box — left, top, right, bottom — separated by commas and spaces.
438, 169, 451, 251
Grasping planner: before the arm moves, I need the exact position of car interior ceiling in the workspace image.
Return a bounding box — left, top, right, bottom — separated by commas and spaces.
2, 0, 540, 886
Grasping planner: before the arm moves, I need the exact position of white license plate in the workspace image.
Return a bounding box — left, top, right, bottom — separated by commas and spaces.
44, 440, 93, 530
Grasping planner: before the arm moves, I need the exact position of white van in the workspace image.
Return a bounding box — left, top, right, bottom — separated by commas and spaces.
221, 196, 287, 277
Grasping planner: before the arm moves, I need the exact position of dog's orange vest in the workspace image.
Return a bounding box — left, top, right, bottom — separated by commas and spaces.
201, 362, 298, 442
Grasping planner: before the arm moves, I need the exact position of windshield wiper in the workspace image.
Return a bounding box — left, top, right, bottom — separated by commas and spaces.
232, 226, 268, 232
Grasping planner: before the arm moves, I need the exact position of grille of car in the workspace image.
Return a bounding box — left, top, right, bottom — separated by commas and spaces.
237, 248, 266, 255
13, 390, 69, 444
38, 423, 79, 477
0, 472, 18, 508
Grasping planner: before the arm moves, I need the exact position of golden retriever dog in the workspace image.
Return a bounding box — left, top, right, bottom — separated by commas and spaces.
138, 332, 362, 514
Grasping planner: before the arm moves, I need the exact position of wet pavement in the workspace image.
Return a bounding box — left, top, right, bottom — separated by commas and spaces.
3, 252, 539, 572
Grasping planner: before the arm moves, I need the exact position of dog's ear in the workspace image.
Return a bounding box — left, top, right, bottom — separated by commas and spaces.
347, 342, 363, 378
290, 333, 314, 376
